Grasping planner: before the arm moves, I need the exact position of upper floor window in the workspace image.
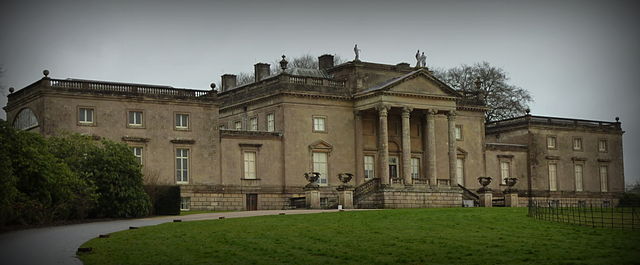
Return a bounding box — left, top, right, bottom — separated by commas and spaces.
128, 111, 143, 127
547, 136, 557, 149
573, 137, 583, 151
598, 139, 608, 152
313, 116, 326, 132
455, 125, 463, 140
131, 147, 143, 165
234, 121, 242, 130
78, 107, 94, 125
364, 155, 375, 180
266, 113, 275, 132
249, 117, 258, 131
175, 113, 189, 130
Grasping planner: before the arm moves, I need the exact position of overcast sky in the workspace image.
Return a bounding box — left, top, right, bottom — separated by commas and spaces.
1, 0, 639, 185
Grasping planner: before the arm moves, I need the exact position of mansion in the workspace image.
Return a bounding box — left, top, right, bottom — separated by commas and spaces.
4, 54, 625, 210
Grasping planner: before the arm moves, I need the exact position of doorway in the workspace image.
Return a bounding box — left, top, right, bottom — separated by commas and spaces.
246, 194, 258, 211
389, 156, 399, 181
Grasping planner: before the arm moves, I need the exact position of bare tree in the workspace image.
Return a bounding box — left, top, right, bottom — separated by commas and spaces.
0, 67, 5, 97
235, 54, 345, 86
433, 62, 533, 122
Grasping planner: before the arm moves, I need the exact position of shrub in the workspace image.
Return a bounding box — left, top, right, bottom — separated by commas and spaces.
145, 185, 181, 215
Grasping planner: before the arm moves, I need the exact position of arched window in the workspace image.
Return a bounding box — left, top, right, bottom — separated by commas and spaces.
13, 108, 39, 130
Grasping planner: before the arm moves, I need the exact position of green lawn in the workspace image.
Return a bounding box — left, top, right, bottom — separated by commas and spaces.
78, 208, 640, 265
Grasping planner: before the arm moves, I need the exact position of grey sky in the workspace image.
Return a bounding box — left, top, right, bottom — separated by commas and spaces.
1, 0, 639, 185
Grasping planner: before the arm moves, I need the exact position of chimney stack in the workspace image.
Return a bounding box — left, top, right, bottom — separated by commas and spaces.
221, 74, 237, 92
254, 63, 271, 82
318, 54, 334, 70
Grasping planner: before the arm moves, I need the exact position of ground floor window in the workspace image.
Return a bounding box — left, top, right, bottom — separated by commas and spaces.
411, 158, 420, 179
131, 146, 143, 165
243, 152, 256, 179
312, 152, 328, 185
364, 155, 375, 180
548, 163, 557, 191
599, 165, 608, 192
176, 148, 189, 183
574, 164, 583, 191
456, 157, 464, 185
500, 161, 510, 184
180, 197, 191, 211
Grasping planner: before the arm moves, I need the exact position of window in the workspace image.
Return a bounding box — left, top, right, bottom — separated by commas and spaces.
599, 165, 608, 192
266, 113, 275, 132
547, 136, 557, 149
574, 164, 583, 191
131, 147, 143, 165
176, 148, 189, 183
455, 125, 463, 140
249, 117, 258, 131
243, 152, 256, 179
13, 108, 39, 130
175, 113, 189, 129
128, 111, 143, 127
78, 108, 94, 124
456, 157, 464, 185
548, 163, 557, 191
234, 121, 242, 130
364, 155, 375, 180
312, 152, 328, 185
598, 139, 608, 152
500, 161, 510, 184
411, 158, 420, 179
313, 116, 326, 132
180, 197, 191, 211
573, 137, 583, 151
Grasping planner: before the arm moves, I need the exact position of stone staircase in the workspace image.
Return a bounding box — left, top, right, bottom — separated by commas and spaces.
354, 178, 383, 208
458, 184, 479, 207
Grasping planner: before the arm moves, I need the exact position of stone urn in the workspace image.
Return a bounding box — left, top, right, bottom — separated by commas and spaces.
304, 172, 321, 189
337, 173, 354, 190
504, 177, 518, 193
477, 176, 492, 193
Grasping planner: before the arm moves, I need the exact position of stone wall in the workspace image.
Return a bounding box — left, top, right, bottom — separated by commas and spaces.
381, 187, 462, 208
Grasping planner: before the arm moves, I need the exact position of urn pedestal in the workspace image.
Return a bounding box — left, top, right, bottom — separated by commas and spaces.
336, 186, 355, 209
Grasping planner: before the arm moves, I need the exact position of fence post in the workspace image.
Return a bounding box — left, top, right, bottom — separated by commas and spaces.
590, 203, 595, 228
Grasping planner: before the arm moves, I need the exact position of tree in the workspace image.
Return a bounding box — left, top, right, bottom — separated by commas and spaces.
433, 62, 533, 122
235, 54, 345, 86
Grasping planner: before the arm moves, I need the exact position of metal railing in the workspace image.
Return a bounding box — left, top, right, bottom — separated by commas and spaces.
528, 200, 639, 230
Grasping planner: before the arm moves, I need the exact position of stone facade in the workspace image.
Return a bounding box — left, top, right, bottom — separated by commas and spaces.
4, 55, 625, 211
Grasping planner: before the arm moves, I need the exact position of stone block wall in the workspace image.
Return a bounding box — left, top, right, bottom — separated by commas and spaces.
381, 188, 462, 208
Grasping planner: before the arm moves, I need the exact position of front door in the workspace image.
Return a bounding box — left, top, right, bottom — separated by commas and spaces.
389, 156, 399, 181
246, 194, 258, 211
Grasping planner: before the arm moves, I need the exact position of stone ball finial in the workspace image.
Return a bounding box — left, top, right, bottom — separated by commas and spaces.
43, 69, 50, 77
615, 117, 620, 122
9, 87, 15, 93
210, 83, 216, 90
525, 108, 530, 115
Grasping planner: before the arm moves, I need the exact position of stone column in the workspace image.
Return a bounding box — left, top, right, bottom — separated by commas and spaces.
377, 104, 390, 185
426, 109, 437, 186
447, 111, 457, 187
401, 107, 413, 185
354, 110, 364, 185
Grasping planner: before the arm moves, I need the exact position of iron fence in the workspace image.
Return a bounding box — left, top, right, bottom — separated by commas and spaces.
528, 200, 640, 230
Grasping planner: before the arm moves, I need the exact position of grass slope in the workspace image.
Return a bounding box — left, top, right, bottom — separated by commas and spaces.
79, 208, 640, 265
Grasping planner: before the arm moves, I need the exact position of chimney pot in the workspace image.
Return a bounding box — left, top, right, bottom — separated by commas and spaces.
221, 74, 237, 92
254, 63, 271, 82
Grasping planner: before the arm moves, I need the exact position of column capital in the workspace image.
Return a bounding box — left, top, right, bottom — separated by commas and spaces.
375, 104, 390, 115
401, 106, 413, 117
447, 110, 457, 118
354, 109, 363, 116
426, 109, 438, 116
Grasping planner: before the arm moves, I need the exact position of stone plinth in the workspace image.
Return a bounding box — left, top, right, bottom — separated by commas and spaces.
337, 186, 355, 209
304, 187, 320, 209
505, 193, 518, 207
478, 192, 493, 207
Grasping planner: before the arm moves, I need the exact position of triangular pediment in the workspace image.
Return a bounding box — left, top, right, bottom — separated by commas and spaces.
309, 140, 333, 151
360, 70, 460, 97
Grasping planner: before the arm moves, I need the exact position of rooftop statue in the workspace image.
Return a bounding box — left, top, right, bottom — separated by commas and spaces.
354, 44, 361, 61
